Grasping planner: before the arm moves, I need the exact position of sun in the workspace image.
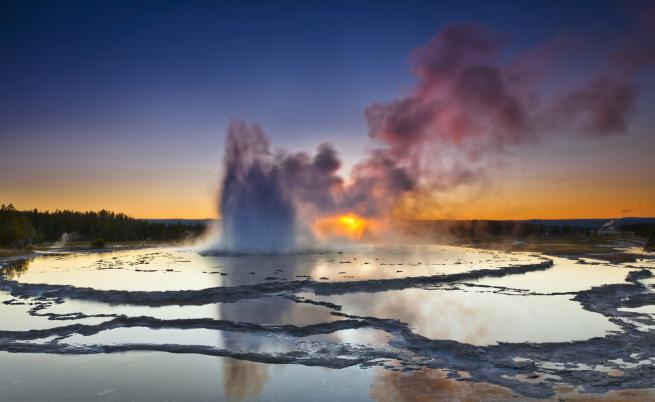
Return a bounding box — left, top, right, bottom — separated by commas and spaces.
314, 213, 369, 240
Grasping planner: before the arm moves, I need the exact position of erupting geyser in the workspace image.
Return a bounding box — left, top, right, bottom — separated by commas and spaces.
215, 22, 651, 254
216, 118, 404, 253
219, 121, 296, 253
216, 115, 405, 253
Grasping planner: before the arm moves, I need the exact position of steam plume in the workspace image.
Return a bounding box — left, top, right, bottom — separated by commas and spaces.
219, 121, 295, 253
218, 19, 652, 252
364, 23, 649, 189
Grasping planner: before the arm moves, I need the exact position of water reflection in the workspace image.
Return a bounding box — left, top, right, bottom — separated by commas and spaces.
216, 258, 305, 400
4, 250, 220, 291
0, 259, 31, 279
1, 245, 653, 400
370, 368, 520, 402
223, 359, 269, 402
5, 245, 542, 291
474, 256, 630, 293
301, 288, 620, 345
0, 352, 376, 401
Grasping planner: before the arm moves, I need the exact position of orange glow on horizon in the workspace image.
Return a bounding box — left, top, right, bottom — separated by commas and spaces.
314, 213, 371, 240
4, 164, 654, 220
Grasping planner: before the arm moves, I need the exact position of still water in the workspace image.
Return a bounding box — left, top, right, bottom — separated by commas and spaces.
1, 244, 653, 400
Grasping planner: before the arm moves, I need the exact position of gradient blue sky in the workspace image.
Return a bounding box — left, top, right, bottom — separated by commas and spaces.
1, 0, 653, 218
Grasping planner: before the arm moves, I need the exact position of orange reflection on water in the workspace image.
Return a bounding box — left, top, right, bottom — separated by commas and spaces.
370, 368, 519, 402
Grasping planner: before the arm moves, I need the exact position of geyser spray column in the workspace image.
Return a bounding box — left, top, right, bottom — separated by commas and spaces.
219, 120, 296, 253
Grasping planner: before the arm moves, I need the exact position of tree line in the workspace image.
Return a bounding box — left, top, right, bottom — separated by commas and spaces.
404, 219, 594, 239
618, 223, 655, 250
0, 204, 206, 248
403, 219, 655, 249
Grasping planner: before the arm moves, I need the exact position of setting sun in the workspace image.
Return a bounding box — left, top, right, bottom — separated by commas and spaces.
314, 213, 370, 240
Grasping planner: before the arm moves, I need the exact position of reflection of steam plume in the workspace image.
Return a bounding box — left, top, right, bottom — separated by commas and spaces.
222, 359, 269, 402
218, 17, 652, 252
217, 259, 305, 400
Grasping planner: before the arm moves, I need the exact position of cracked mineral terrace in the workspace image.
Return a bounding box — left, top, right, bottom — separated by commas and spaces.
1, 244, 654, 400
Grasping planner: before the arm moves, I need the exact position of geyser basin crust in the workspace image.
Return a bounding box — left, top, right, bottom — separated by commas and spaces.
1, 245, 654, 399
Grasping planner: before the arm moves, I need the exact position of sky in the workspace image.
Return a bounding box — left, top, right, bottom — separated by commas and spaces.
1, 0, 653, 219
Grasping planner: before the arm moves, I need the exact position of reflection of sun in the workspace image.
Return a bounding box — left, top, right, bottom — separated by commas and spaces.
314, 213, 370, 240
370, 368, 518, 402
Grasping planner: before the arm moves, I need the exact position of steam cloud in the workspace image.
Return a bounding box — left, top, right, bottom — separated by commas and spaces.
219, 121, 296, 253
219, 19, 652, 252
364, 22, 650, 189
